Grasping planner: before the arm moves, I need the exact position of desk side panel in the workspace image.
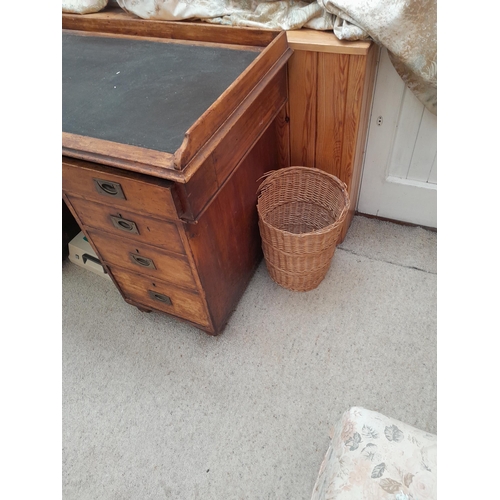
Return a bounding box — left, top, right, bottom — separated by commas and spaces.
185, 120, 281, 333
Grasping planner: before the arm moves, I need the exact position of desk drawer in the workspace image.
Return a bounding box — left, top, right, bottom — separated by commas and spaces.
62, 158, 178, 220
110, 267, 211, 328
88, 230, 197, 290
66, 196, 186, 255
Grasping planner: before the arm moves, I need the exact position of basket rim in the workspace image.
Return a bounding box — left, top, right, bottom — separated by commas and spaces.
257, 166, 349, 193
257, 166, 350, 237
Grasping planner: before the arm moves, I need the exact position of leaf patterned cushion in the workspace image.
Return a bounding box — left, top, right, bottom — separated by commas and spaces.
311, 407, 436, 500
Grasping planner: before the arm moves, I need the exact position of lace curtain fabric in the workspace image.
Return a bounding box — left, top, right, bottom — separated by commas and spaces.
62, 0, 436, 114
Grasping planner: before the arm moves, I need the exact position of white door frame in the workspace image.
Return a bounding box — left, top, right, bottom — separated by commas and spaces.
357, 48, 437, 228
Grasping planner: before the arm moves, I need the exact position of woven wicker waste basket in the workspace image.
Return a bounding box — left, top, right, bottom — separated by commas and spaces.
257, 166, 350, 292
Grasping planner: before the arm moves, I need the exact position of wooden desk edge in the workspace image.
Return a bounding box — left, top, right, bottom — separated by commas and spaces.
63, 8, 372, 55
286, 29, 372, 55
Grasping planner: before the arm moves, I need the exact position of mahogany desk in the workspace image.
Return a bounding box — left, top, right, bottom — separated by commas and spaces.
62, 14, 292, 334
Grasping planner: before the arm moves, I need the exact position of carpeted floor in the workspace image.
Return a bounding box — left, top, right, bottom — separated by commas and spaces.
62, 215, 437, 500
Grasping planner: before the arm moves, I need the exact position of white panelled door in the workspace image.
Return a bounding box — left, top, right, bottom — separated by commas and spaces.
357, 48, 437, 228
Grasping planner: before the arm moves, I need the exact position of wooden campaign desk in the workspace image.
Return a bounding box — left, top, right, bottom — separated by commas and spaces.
62, 12, 292, 335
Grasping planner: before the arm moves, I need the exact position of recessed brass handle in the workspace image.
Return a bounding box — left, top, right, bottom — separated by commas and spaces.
130, 253, 156, 269
110, 215, 139, 234
93, 178, 126, 199
148, 290, 172, 305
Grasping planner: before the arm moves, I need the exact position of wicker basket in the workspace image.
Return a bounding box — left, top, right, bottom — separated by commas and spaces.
257, 166, 349, 292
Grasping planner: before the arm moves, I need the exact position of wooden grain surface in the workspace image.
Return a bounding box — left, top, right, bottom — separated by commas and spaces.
88, 230, 197, 290
286, 39, 378, 242
62, 133, 175, 173
110, 267, 211, 328
288, 50, 317, 168
65, 196, 186, 254
315, 52, 349, 177
185, 121, 280, 333
340, 42, 379, 240
62, 158, 179, 220
62, 6, 278, 47
275, 103, 291, 171
286, 29, 371, 55
339, 55, 366, 190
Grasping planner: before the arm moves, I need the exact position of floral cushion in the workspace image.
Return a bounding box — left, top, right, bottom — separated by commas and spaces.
311, 407, 436, 500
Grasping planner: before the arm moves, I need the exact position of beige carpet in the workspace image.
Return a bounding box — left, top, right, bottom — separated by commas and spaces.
62, 215, 437, 500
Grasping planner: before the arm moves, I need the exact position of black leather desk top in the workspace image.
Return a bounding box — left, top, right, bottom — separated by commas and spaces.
62, 32, 259, 153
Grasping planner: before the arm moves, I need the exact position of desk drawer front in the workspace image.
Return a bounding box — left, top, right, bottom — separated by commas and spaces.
66, 196, 185, 255
62, 160, 178, 220
110, 268, 210, 328
88, 230, 197, 290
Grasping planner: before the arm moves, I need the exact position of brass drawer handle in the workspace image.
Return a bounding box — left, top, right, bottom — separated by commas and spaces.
110, 215, 139, 234
148, 290, 172, 305
93, 178, 126, 199
130, 253, 156, 270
